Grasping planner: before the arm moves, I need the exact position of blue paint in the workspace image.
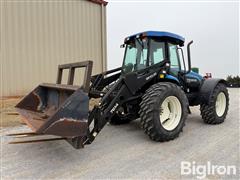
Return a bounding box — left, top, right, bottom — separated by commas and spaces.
165, 72, 202, 84
126, 31, 185, 44
165, 74, 180, 83
186, 71, 203, 81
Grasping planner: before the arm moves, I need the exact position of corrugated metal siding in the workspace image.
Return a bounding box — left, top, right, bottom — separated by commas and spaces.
1, 0, 107, 97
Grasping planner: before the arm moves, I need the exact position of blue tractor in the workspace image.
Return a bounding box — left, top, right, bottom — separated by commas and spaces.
13, 31, 229, 148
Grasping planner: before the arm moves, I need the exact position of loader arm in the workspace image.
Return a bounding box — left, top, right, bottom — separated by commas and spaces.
85, 67, 164, 144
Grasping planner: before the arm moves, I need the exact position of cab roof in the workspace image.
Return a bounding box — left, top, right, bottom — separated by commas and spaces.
125, 31, 185, 46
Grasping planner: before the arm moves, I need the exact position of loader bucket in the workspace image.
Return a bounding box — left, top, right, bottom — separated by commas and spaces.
14, 61, 93, 146
15, 83, 89, 137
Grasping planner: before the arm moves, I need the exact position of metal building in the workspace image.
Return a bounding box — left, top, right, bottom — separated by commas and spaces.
1, 0, 107, 97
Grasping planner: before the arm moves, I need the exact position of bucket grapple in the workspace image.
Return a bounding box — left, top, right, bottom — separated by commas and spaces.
11, 61, 93, 148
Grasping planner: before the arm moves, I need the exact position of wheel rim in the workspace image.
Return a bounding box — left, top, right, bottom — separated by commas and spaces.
215, 92, 227, 117
159, 96, 182, 131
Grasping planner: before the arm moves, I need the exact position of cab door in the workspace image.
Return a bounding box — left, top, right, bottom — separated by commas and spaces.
168, 43, 182, 77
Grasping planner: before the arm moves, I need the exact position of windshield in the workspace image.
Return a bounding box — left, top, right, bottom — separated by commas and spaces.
122, 39, 148, 74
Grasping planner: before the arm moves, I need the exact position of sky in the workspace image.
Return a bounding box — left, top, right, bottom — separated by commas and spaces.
106, 1, 239, 78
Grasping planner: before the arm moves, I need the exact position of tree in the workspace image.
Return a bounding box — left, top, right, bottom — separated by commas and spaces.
226, 75, 240, 87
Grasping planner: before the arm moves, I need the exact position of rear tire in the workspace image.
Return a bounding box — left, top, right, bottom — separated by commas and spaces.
200, 83, 229, 124
139, 82, 188, 141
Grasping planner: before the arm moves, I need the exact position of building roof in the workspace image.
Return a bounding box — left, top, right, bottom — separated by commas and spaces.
126, 31, 185, 46
88, 0, 108, 6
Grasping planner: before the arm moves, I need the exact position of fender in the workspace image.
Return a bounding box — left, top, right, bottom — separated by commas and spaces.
156, 74, 180, 85
200, 78, 227, 104
165, 74, 180, 84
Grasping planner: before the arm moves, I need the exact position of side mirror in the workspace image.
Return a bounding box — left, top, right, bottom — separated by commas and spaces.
120, 44, 125, 48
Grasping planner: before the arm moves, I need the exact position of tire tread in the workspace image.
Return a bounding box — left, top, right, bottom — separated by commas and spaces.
139, 82, 188, 141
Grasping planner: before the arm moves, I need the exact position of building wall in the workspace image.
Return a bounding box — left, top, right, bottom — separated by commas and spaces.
0, 0, 107, 97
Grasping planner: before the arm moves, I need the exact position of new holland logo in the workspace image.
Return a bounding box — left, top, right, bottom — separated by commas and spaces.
146, 72, 157, 81
187, 78, 198, 83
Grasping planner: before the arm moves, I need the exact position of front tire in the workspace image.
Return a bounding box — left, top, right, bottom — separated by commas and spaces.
200, 83, 229, 124
139, 82, 188, 142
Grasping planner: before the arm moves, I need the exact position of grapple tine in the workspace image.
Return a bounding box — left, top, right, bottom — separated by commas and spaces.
6, 132, 37, 136
9, 137, 66, 144
13, 134, 44, 138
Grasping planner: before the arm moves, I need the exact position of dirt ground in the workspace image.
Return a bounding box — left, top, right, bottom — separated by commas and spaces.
0, 97, 23, 127
1, 88, 239, 179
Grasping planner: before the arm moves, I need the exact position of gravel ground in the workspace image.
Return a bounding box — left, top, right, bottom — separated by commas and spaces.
1, 88, 239, 179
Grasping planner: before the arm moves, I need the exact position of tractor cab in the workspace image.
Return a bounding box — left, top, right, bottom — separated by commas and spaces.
121, 31, 203, 93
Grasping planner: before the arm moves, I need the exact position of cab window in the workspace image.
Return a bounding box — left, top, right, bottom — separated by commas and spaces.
149, 40, 165, 65
122, 39, 148, 74
169, 43, 180, 71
